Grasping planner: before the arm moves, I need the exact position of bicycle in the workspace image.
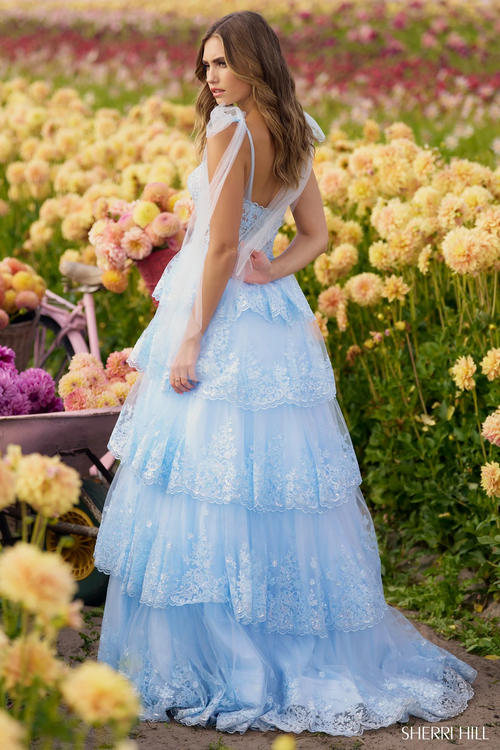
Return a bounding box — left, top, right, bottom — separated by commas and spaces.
34, 260, 104, 382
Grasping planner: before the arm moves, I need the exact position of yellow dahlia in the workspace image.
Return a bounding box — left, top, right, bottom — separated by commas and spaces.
412, 150, 438, 183
388, 229, 415, 266
0, 460, 16, 510
450, 355, 476, 391
125, 370, 140, 387
323, 207, 344, 237
417, 245, 433, 275
348, 145, 377, 177
109, 380, 131, 403
368, 240, 395, 271
95, 390, 120, 408
15, 452, 81, 517
101, 269, 129, 293
25, 158, 50, 185
0, 543, 76, 617
461, 185, 493, 215
411, 186, 441, 218
330, 243, 358, 278
272, 735, 296, 750
61, 661, 140, 729
347, 176, 378, 212
371, 197, 413, 240
481, 462, 500, 498
273, 233, 290, 258
0, 710, 25, 750
173, 196, 195, 227
2, 634, 63, 692
336, 301, 348, 332
337, 220, 363, 247
476, 207, 500, 238
381, 275, 410, 303
481, 349, 500, 381
442, 227, 484, 275
318, 167, 349, 205
344, 272, 384, 307
314, 254, 337, 287
29, 220, 53, 249
58, 369, 90, 398
362, 119, 380, 142
438, 193, 472, 232
384, 122, 415, 142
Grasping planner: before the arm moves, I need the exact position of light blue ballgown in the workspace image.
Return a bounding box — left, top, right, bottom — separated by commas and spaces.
93, 106, 477, 736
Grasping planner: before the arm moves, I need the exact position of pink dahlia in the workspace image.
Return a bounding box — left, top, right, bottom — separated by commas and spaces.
69, 353, 103, 372
121, 227, 153, 260
317, 285, 347, 318
63, 387, 96, 411
105, 348, 134, 380
95, 240, 127, 272
151, 212, 180, 239
78, 365, 108, 391
482, 410, 500, 447
144, 224, 164, 247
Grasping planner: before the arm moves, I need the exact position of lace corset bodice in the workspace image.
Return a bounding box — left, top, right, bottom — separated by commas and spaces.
186, 164, 283, 262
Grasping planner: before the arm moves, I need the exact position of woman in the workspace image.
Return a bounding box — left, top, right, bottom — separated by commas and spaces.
94, 10, 477, 737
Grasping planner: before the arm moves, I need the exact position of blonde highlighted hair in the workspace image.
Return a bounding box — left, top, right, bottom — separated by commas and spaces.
194, 11, 315, 190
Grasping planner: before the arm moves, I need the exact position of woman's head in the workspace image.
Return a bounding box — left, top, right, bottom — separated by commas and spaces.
194, 11, 314, 189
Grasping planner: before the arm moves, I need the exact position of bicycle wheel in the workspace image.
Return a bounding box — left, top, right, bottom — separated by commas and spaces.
36, 315, 75, 382
45, 478, 109, 606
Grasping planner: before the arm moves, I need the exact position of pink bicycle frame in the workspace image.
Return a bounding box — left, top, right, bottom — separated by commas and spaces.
35, 290, 101, 364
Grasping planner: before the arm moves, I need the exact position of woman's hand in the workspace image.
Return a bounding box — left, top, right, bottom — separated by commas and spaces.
244, 250, 273, 285
170, 334, 201, 394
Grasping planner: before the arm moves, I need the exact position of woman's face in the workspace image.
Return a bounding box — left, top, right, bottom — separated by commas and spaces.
202, 36, 252, 107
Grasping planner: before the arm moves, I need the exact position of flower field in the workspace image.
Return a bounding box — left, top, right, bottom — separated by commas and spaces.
0, 0, 499, 688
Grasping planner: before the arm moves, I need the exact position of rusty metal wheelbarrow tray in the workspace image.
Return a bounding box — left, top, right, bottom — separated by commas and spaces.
0, 406, 121, 471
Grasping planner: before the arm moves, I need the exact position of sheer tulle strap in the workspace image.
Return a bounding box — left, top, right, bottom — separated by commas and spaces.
304, 111, 326, 143
244, 127, 256, 202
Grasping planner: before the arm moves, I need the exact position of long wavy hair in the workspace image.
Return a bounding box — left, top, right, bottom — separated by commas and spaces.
193, 11, 314, 190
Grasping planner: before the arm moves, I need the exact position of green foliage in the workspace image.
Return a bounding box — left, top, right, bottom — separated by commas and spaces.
208, 736, 234, 750
299, 201, 500, 655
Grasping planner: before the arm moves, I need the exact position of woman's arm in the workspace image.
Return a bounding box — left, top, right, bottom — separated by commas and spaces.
270, 169, 328, 280
198, 124, 246, 334
245, 169, 328, 285
170, 125, 247, 394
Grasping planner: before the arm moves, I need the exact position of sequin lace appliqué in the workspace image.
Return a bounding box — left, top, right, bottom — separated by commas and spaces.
107, 404, 362, 514
94, 475, 386, 636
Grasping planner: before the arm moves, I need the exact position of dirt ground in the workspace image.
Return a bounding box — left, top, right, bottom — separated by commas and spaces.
58, 607, 500, 750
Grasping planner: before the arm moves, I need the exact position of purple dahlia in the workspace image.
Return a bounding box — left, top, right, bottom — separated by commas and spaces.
18, 368, 56, 414
0, 345, 17, 375
45, 395, 64, 413
7, 389, 31, 416
0, 370, 19, 416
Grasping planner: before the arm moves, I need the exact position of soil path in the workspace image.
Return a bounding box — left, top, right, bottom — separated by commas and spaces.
58, 607, 500, 750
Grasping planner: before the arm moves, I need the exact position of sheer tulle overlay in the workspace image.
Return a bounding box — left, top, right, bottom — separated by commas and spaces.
94, 105, 477, 735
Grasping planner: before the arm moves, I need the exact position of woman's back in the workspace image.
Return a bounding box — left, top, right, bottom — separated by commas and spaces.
244, 114, 282, 209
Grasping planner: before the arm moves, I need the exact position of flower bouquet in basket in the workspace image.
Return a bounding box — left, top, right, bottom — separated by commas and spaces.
0, 258, 48, 371
88, 182, 192, 301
